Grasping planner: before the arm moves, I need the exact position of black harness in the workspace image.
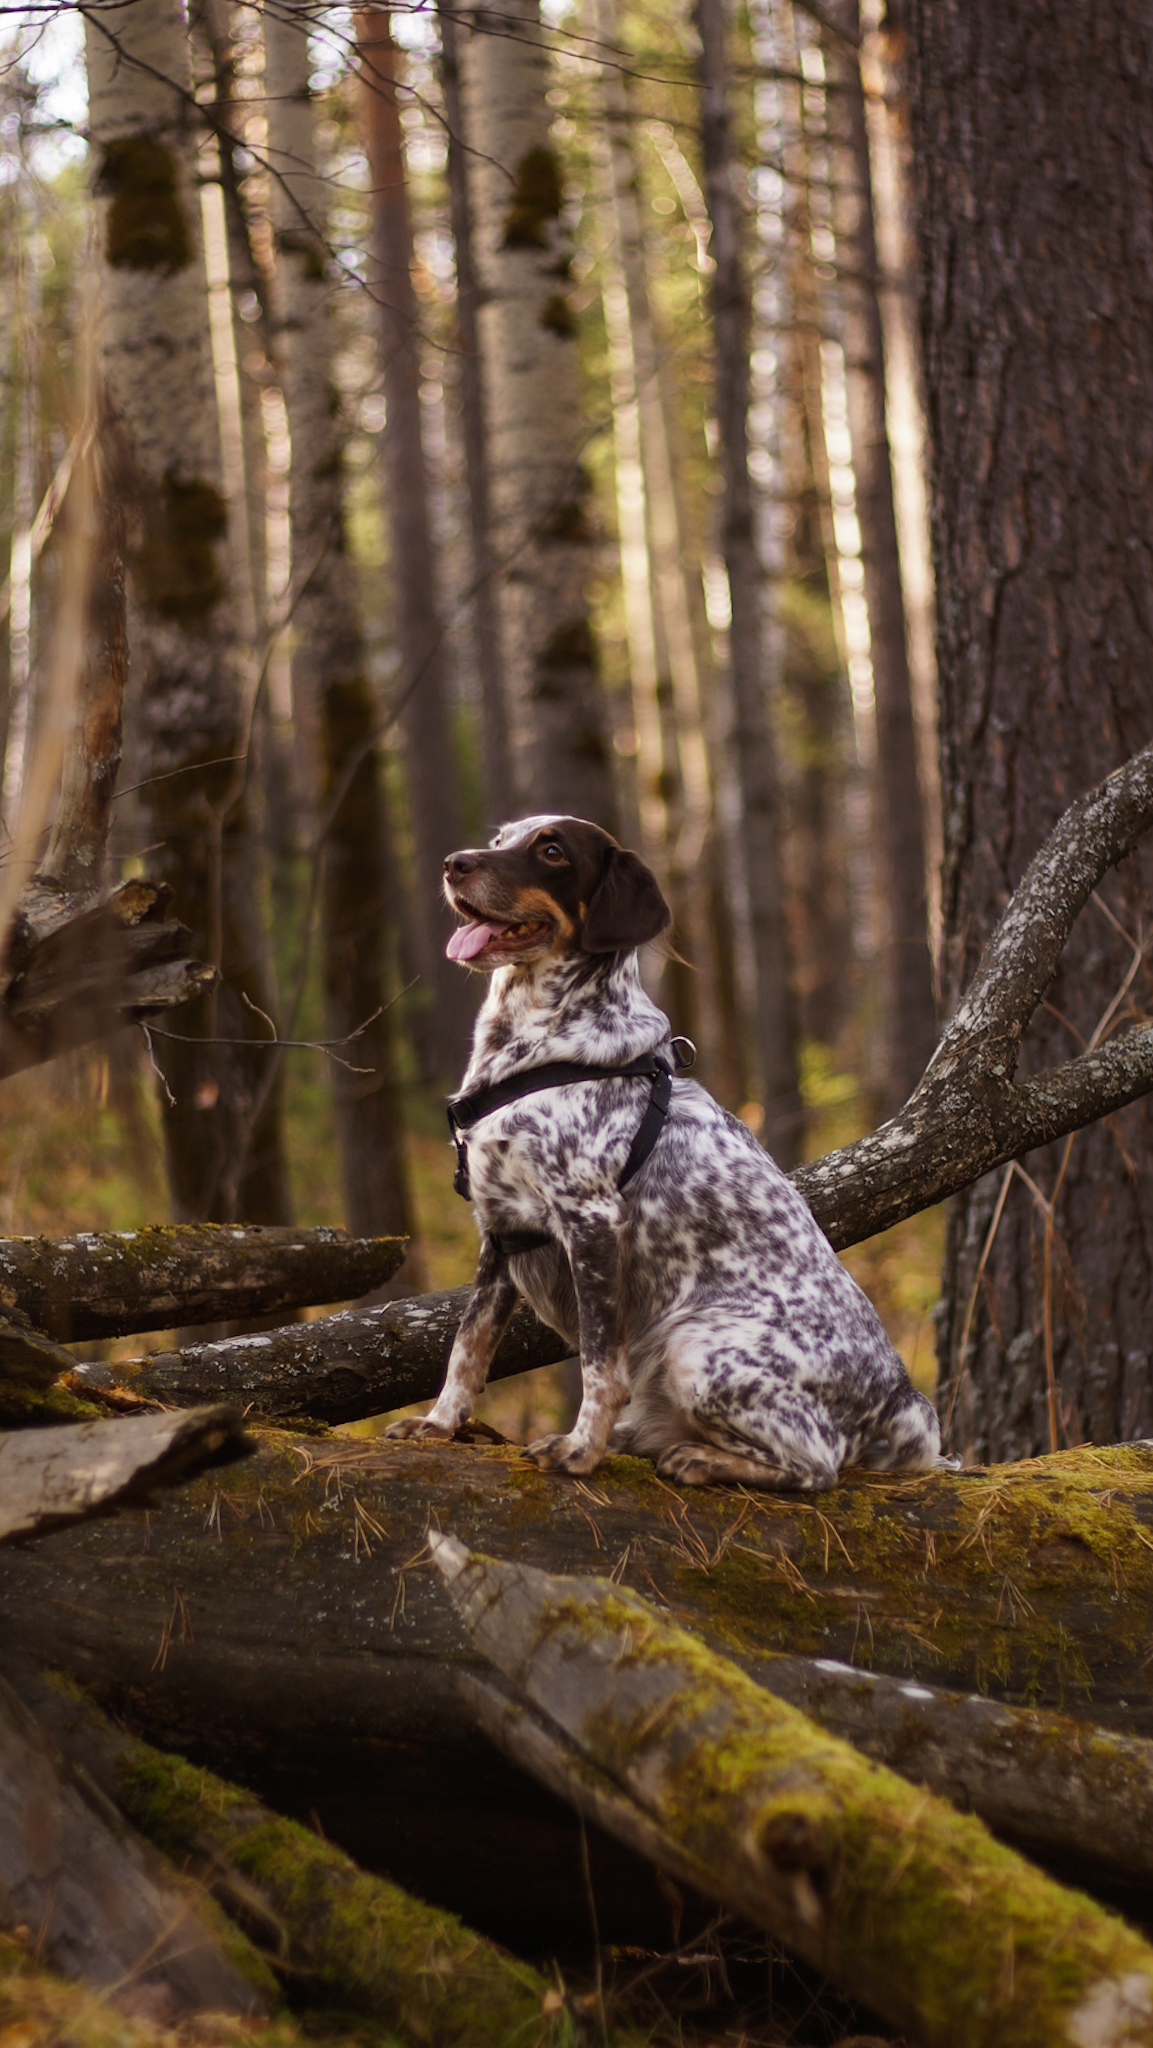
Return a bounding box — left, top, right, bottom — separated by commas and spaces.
447, 1038, 695, 1258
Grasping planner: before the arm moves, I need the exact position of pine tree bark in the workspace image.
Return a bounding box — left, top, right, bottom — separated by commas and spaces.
356, 7, 471, 1085
825, 1, 936, 1110
83, 0, 290, 1225
459, 0, 619, 829
264, 1, 418, 1253
910, 0, 1153, 1459
437, 1, 515, 830
695, 0, 803, 1165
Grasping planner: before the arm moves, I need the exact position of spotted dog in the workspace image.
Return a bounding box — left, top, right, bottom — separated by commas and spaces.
387, 815, 948, 1490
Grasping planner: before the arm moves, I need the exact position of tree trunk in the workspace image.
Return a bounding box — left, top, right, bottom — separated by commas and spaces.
355, 7, 471, 1085
437, 1538, 1153, 2048
909, 0, 1153, 1460
695, 0, 803, 1167
83, 0, 290, 1225
437, 1, 515, 831
264, 2, 419, 1255
459, 0, 619, 830
825, 2, 937, 1111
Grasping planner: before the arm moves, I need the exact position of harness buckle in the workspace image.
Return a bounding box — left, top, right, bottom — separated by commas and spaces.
670, 1036, 697, 1071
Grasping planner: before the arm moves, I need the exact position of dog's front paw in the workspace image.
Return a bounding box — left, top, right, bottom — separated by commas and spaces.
524, 1432, 603, 1476
385, 1412, 457, 1443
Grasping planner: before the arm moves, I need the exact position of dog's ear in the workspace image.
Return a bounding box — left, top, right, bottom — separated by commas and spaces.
581, 847, 671, 954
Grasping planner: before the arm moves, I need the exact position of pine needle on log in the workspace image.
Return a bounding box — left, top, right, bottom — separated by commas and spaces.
435, 1534, 1153, 2048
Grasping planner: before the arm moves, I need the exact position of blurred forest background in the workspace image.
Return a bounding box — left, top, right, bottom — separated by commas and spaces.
3, 0, 1148, 1455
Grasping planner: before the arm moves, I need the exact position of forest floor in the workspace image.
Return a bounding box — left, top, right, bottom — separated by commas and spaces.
0, 1028, 945, 1446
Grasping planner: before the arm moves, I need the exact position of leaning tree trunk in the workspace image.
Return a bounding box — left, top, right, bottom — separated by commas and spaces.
825, 0, 937, 1112
459, 0, 619, 831
83, 0, 290, 1225
356, 6, 471, 1086
263, 0, 418, 1259
910, 0, 1153, 1459
695, 0, 803, 1166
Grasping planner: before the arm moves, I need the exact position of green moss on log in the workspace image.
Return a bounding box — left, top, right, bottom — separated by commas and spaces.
98, 137, 192, 273
112, 1738, 581, 2048
526, 1577, 1153, 2048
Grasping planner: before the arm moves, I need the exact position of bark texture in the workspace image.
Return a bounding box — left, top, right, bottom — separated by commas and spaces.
910, 1, 1153, 1460
437, 1539, 1153, 2048
461, 0, 618, 828
356, 7, 471, 1084
0, 1680, 269, 2020
84, 0, 290, 1225
0, 1408, 249, 1542
695, 0, 802, 1166
438, 1, 515, 829
264, 2, 418, 1247
825, 1, 936, 1109
0, 1224, 406, 1343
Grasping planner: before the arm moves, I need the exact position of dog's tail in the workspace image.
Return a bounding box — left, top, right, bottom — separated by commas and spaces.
858, 1382, 959, 1473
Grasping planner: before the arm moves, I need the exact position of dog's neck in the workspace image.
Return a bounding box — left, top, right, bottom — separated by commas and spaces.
458, 950, 670, 1094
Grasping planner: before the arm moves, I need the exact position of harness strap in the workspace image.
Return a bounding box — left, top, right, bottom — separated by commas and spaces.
447, 1040, 694, 1256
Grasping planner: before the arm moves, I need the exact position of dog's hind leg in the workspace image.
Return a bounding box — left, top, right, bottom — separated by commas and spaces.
857, 1382, 959, 1473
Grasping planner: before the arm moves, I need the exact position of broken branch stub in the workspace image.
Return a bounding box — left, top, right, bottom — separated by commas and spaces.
435, 1536, 1153, 2048
0, 1407, 251, 1542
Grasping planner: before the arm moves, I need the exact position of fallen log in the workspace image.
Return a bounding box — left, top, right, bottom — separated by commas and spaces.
0, 1679, 271, 2020
0, 1224, 407, 1345
2, 1434, 1150, 1728
434, 1536, 1153, 2048
0, 1408, 251, 1542
122, 1289, 569, 1423
0, 1316, 90, 1427
20, 1672, 591, 2048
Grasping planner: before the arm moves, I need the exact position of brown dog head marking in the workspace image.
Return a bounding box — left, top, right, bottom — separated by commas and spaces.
443, 815, 671, 970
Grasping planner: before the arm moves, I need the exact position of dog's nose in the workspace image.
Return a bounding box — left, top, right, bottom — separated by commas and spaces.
445, 850, 480, 880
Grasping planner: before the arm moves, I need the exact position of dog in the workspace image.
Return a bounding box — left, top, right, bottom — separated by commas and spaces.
387, 814, 949, 1490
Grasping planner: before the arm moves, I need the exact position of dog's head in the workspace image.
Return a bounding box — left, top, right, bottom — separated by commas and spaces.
443, 815, 671, 971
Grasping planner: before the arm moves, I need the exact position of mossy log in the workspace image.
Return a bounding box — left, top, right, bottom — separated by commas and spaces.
434, 1536, 1153, 2048
4, 1434, 1153, 1918
122, 1289, 569, 1423
0, 1224, 407, 1345
0, 1678, 271, 2020
0, 1407, 250, 1542
0, 1955, 390, 2048
18, 1671, 594, 2048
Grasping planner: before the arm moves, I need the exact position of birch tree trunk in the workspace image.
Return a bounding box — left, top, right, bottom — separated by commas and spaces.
356, 7, 471, 1085
438, 1, 515, 830
263, 1, 417, 1255
459, 0, 619, 830
84, 0, 290, 1224
695, 0, 802, 1165
910, 0, 1153, 1459
825, 0, 936, 1111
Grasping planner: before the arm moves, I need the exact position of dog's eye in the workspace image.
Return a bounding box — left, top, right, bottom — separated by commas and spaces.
538, 841, 567, 864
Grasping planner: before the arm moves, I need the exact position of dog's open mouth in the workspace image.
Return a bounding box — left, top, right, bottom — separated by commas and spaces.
446, 906, 552, 963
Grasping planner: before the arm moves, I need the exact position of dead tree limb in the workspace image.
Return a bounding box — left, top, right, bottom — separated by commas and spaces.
0, 405, 215, 1081
0, 1679, 271, 2020
20, 1675, 585, 2048
0, 1408, 251, 1542
124, 1290, 569, 1423
0, 1225, 407, 1344
436, 1536, 1153, 2048
794, 737, 1153, 1246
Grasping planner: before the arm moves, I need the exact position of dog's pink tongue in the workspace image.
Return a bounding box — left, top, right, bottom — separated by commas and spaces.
447, 920, 501, 962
